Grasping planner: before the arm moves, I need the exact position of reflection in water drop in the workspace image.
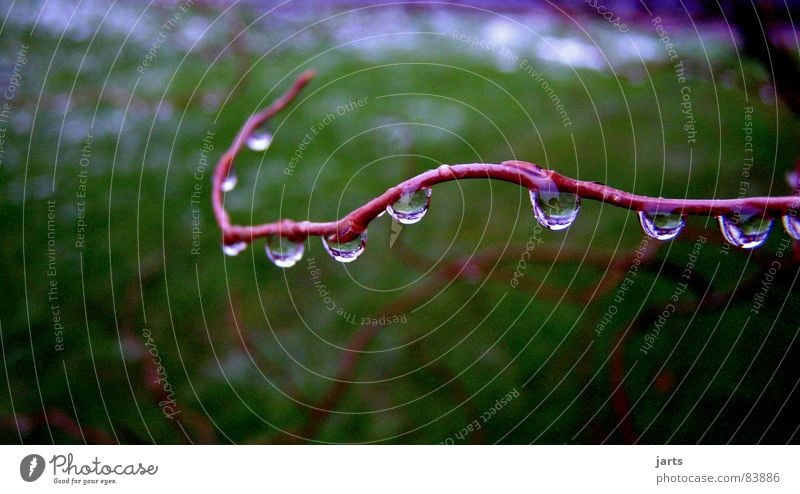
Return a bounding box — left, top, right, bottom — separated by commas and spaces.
265, 236, 305, 268
782, 214, 800, 240
386, 188, 431, 224
530, 188, 580, 230
222, 241, 247, 256
246, 131, 272, 152
638, 211, 685, 240
717, 213, 773, 249
221, 172, 237, 192
322, 232, 367, 263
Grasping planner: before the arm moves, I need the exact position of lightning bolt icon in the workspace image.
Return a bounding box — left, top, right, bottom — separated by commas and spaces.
28, 457, 37, 478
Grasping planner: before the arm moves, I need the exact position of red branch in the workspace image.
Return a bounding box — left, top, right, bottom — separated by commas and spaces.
214, 72, 800, 245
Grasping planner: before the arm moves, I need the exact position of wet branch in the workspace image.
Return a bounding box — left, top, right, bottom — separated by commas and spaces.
213, 71, 800, 246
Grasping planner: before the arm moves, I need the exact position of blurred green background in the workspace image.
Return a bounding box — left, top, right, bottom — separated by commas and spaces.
2, 1, 800, 444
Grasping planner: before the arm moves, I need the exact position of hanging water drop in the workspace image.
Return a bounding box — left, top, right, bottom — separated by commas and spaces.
717, 213, 773, 249
386, 188, 431, 224
222, 241, 247, 256
246, 131, 273, 152
322, 232, 367, 263
530, 188, 580, 230
265, 236, 304, 268
638, 211, 685, 240
782, 214, 800, 240
221, 172, 237, 192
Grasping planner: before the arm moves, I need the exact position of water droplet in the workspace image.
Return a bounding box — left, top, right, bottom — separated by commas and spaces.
386, 188, 431, 224
638, 210, 685, 240
530, 188, 580, 230
246, 131, 272, 152
717, 213, 773, 249
221, 172, 237, 192
782, 214, 800, 240
265, 236, 304, 268
222, 241, 247, 256
322, 232, 367, 263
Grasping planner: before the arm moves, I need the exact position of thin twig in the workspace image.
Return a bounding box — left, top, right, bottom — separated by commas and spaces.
214, 72, 800, 245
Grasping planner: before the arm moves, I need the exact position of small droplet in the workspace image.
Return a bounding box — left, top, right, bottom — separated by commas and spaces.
717, 213, 773, 249
386, 188, 431, 224
246, 131, 272, 152
265, 236, 304, 268
222, 241, 247, 256
221, 172, 237, 192
638, 211, 685, 240
782, 214, 800, 240
322, 232, 367, 263
530, 188, 580, 230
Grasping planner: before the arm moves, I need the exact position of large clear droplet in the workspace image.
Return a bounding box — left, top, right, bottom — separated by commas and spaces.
265, 236, 304, 268
638, 210, 686, 240
221, 172, 237, 192
246, 131, 272, 152
782, 214, 800, 240
386, 188, 431, 224
322, 232, 367, 263
222, 241, 247, 256
530, 189, 580, 230
717, 213, 773, 249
